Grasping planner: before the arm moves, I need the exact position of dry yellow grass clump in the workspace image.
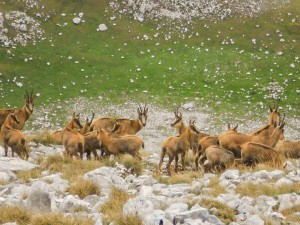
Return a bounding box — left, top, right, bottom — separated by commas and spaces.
16, 168, 43, 183
199, 198, 237, 225
67, 178, 101, 199
26, 130, 55, 145
100, 187, 131, 224
154, 171, 202, 184
236, 182, 300, 198
207, 176, 228, 197
115, 214, 143, 225
0, 205, 94, 225
43, 154, 100, 182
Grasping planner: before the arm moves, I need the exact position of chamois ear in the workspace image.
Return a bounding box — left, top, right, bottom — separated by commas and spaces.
72, 111, 76, 118
233, 124, 238, 131
227, 123, 230, 130
269, 107, 273, 112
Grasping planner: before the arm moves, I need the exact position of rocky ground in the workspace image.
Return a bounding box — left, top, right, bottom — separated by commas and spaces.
0, 103, 300, 225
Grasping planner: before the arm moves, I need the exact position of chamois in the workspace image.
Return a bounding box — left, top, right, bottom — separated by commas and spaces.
51, 112, 94, 145
62, 112, 85, 159
84, 131, 100, 160
90, 105, 148, 134
97, 128, 144, 159
158, 121, 199, 175
239, 142, 283, 167
219, 115, 285, 158
248, 102, 280, 138
171, 107, 208, 155
276, 140, 300, 158
0, 112, 28, 160
195, 135, 219, 170
0, 90, 35, 130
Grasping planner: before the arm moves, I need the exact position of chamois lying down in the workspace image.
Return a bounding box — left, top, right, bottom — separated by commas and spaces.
0, 112, 28, 160
276, 140, 300, 158
97, 129, 144, 159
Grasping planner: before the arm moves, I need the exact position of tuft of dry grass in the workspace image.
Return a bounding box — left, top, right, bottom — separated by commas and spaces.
67, 178, 101, 199
44, 154, 100, 182
16, 168, 42, 183
281, 205, 300, 223
199, 198, 237, 225
115, 214, 143, 225
101, 154, 144, 175
0, 180, 8, 186
236, 182, 300, 198
0, 206, 31, 225
153, 171, 202, 185
100, 187, 131, 224
207, 176, 227, 197
31, 213, 94, 225
27, 131, 55, 145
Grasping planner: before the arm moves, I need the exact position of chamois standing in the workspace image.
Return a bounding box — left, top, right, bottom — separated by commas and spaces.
219, 115, 285, 158
0, 90, 35, 130
97, 128, 144, 159
158, 121, 199, 175
51, 112, 94, 145
0, 112, 28, 160
276, 140, 300, 158
90, 105, 148, 134
171, 106, 208, 155
62, 112, 85, 159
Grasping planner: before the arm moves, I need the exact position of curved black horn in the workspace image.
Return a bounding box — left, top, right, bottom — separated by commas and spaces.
25, 90, 29, 98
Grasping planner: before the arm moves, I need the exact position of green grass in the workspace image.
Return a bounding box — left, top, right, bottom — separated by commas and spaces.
0, 0, 299, 127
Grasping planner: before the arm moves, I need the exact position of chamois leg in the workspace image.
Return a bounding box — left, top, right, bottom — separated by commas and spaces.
174, 155, 179, 172
4, 145, 8, 157
195, 152, 199, 170
92, 150, 99, 160
166, 155, 174, 176
181, 151, 186, 171
158, 147, 166, 172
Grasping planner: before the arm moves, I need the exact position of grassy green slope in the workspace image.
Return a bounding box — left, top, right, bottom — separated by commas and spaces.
0, 0, 299, 120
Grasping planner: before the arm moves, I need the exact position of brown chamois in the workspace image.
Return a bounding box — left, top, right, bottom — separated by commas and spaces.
200, 144, 235, 173
171, 107, 208, 155
219, 115, 285, 158
158, 121, 200, 175
195, 135, 219, 170
83, 131, 100, 160
0, 90, 35, 130
248, 101, 280, 138
51, 112, 94, 145
62, 112, 85, 159
276, 140, 300, 159
239, 142, 283, 167
97, 128, 144, 159
111, 121, 128, 135
0, 112, 28, 160
90, 105, 148, 134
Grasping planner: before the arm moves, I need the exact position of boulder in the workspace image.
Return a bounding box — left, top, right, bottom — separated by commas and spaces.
242, 215, 264, 225
26, 189, 51, 213
123, 196, 154, 217
165, 202, 188, 221
0, 169, 17, 182
173, 207, 209, 224
0, 154, 39, 172
276, 177, 294, 186
98, 24, 107, 31
60, 195, 90, 213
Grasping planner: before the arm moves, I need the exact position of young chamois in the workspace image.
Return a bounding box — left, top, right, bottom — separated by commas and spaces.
0, 112, 28, 160
276, 140, 300, 158
0, 90, 35, 130
158, 121, 200, 175
97, 128, 144, 159
51, 112, 94, 145
239, 122, 285, 167
219, 115, 285, 158
90, 105, 148, 134
62, 112, 85, 159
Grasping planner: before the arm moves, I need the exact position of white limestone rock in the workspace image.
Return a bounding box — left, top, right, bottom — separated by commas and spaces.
98, 24, 107, 31
123, 196, 155, 218
165, 202, 188, 222
73, 17, 81, 24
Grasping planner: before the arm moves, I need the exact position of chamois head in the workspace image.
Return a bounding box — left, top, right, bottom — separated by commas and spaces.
171, 106, 183, 128
227, 123, 238, 132
24, 90, 35, 113
268, 99, 281, 126
9, 111, 20, 125
272, 113, 285, 140
188, 120, 200, 134
85, 111, 95, 127
137, 104, 148, 127
71, 112, 83, 129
